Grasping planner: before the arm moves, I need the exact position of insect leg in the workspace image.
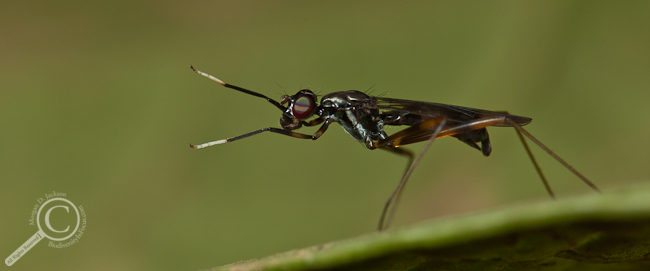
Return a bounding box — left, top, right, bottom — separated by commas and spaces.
506, 118, 601, 193
379, 117, 509, 147
375, 117, 448, 148
377, 145, 415, 229
302, 117, 325, 127
512, 123, 554, 198
379, 146, 414, 170
190, 119, 333, 149
378, 117, 447, 231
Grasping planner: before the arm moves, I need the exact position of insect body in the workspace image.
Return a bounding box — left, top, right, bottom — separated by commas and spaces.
188, 65, 600, 230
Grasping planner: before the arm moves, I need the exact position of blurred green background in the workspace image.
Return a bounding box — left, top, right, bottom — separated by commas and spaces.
1, 1, 649, 270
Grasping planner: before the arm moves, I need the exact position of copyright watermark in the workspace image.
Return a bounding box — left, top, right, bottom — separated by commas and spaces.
5, 191, 87, 266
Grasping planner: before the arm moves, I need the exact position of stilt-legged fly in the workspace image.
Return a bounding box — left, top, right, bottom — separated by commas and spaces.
188, 65, 601, 230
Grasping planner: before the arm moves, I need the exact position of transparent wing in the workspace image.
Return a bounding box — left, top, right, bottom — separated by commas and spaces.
374, 97, 532, 127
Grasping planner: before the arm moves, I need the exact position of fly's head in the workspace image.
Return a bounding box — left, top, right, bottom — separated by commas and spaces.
279, 89, 318, 130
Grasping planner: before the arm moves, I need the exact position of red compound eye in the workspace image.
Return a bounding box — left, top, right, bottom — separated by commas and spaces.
291, 91, 316, 119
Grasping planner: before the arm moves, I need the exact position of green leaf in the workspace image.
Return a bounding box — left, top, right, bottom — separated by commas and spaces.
203, 185, 650, 271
